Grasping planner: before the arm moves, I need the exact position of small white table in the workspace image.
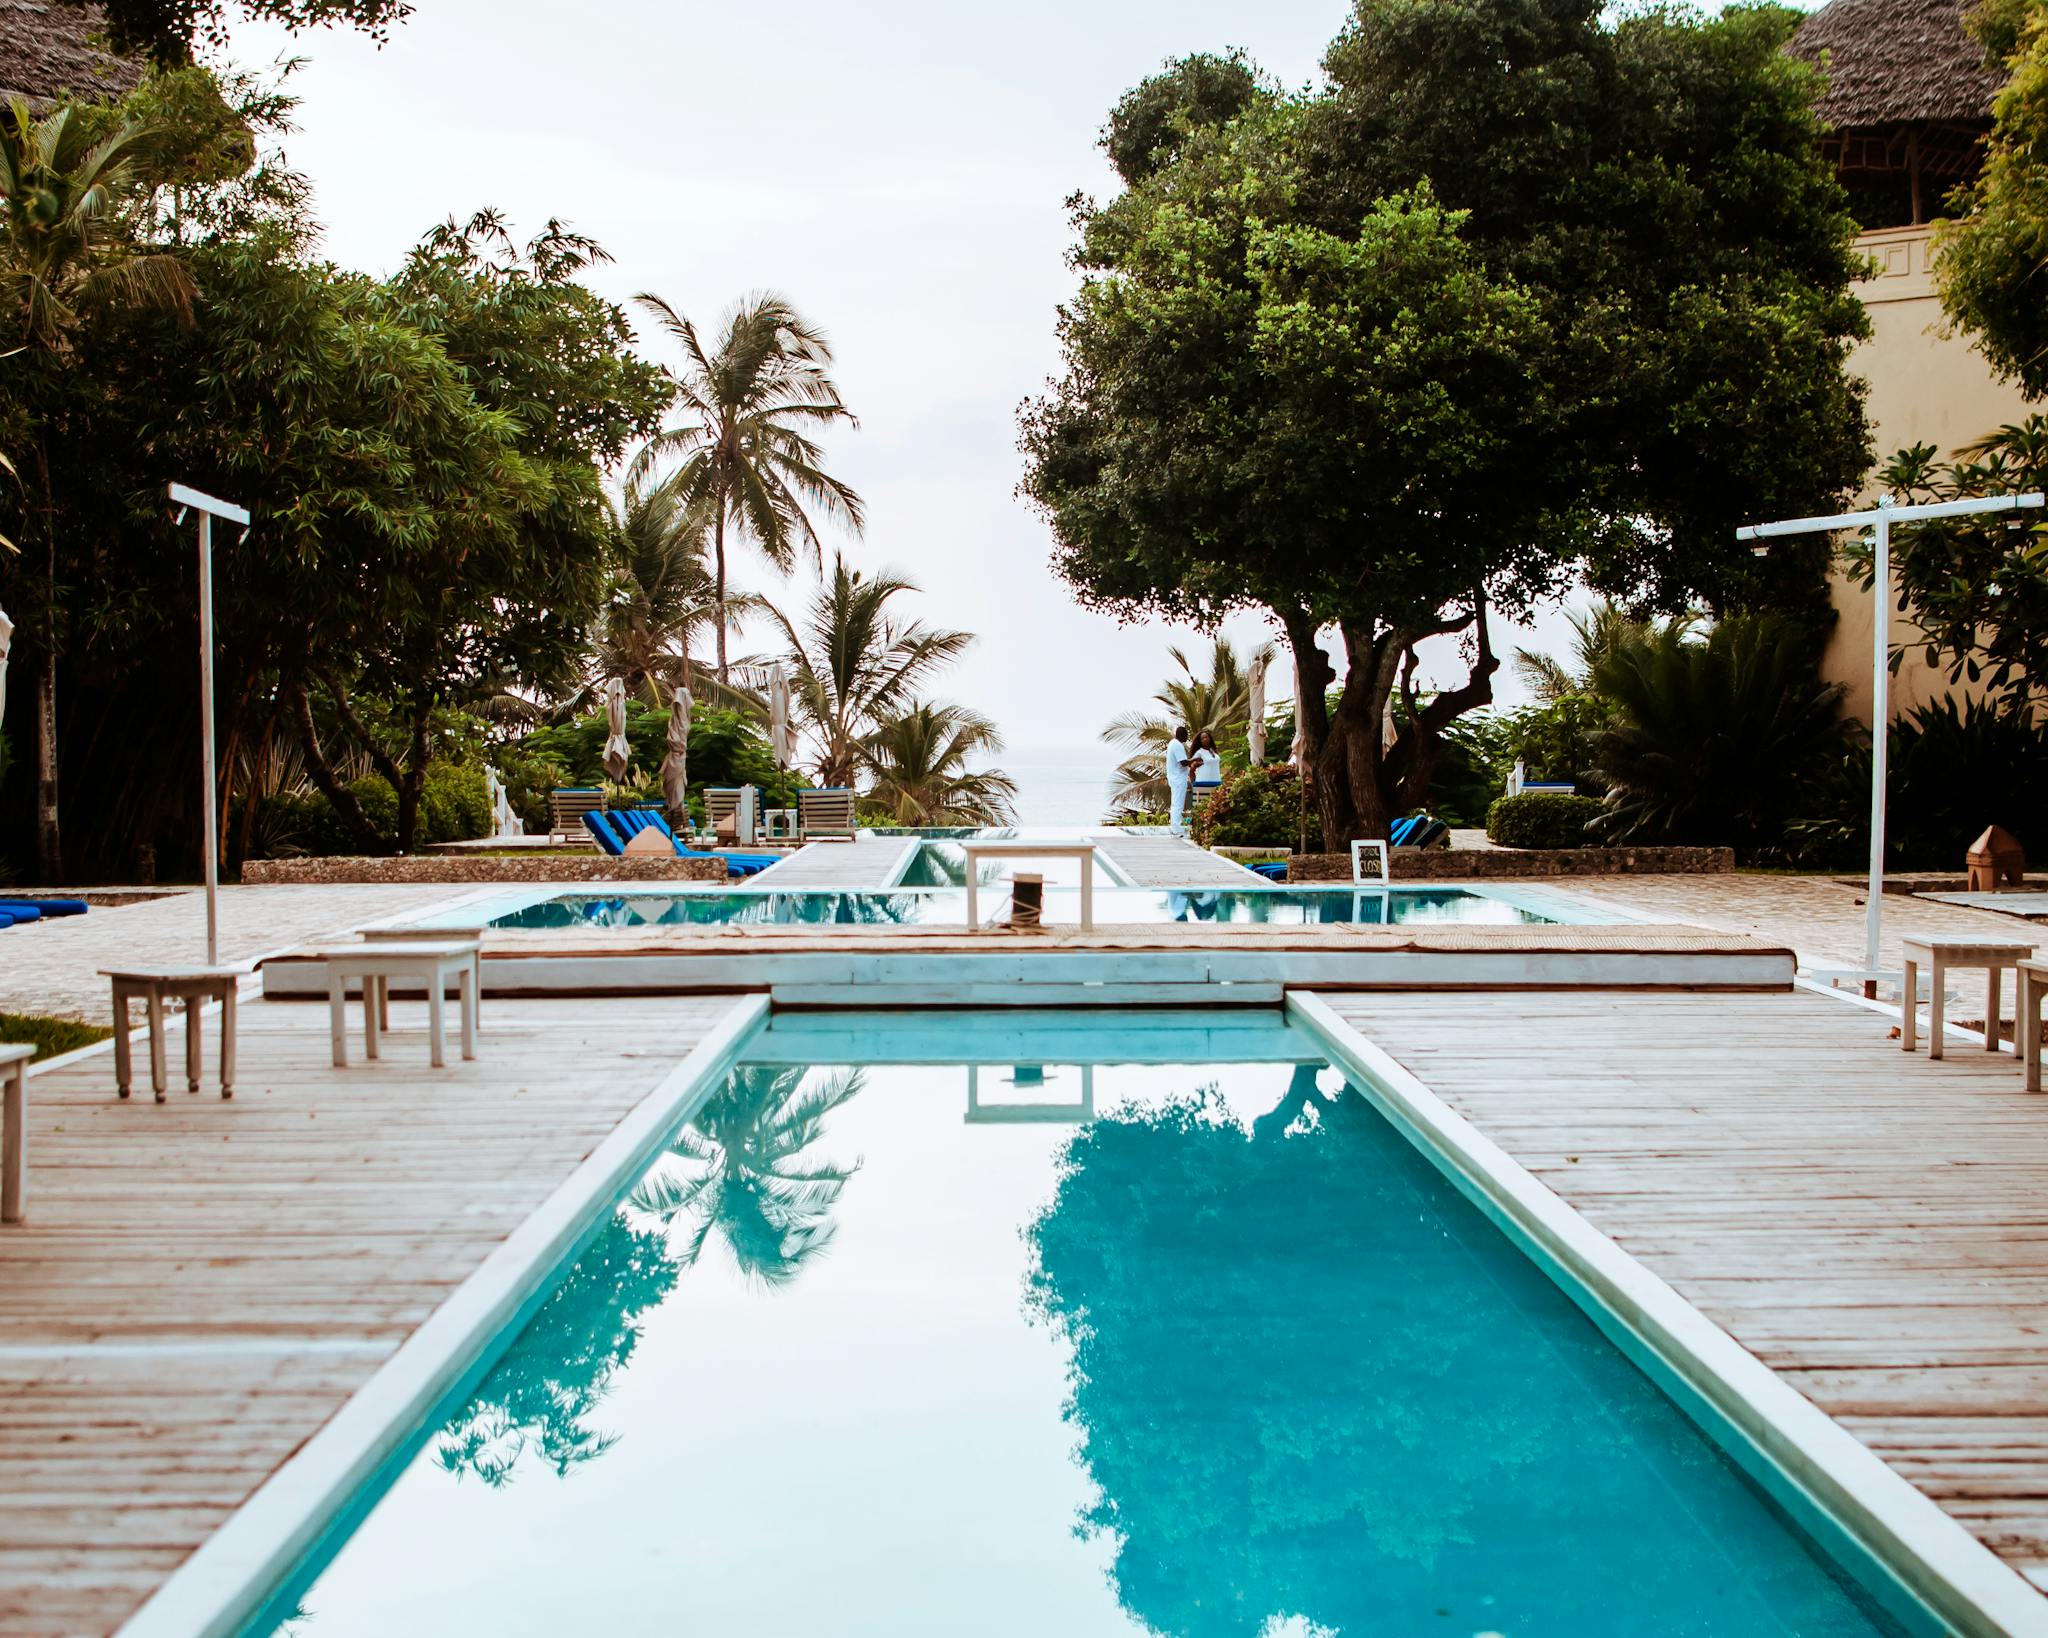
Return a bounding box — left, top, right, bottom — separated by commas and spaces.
320, 941, 480, 1069
2, 1042, 33, 1224
1900, 937, 2034, 1060
353, 926, 488, 1028
2018, 959, 2048, 1092
102, 966, 243, 1102
961, 841, 1098, 931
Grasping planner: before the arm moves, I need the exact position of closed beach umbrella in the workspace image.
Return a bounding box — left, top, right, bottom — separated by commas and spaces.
1247, 655, 1267, 765
768, 667, 794, 768
602, 676, 631, 783
661, 683, 693, 817
0, 604, 12, 727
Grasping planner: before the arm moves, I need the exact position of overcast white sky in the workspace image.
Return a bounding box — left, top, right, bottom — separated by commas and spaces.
221, 0, 1780, 752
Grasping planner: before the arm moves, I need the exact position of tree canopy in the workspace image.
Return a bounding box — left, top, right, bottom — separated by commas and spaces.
56, 0, 411, 67
1021, 0, 1871, 843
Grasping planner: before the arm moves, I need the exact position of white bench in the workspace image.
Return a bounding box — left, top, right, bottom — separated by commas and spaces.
2017, 958, 2048, 1093
2, 1042, 32, 1224
1900, 937, 2034, 1061
319, 941, 480, 1069
960, 840, 1098, 930
101, 965, 243, 1102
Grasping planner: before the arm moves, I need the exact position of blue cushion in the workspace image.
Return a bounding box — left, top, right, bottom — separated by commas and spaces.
0, 903, 43, 923
0, 898, 86, 917
1249, 861, 1287, 881
582, 811, 627, 855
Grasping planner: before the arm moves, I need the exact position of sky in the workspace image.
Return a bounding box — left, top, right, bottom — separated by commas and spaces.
218, 0, 1760, 756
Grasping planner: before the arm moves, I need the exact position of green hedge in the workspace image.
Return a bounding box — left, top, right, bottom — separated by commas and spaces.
1194, 765, 1324, 851
1485, 792, 1604, 849
256, 762, 493, 856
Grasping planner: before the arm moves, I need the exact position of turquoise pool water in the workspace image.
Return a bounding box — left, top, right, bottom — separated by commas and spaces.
255, 1011, 1915, 1637
485, 884, 1563, 930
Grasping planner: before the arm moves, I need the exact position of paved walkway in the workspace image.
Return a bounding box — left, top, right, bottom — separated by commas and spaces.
0, 884, 488, 1024
1321, 987, 2048, 1604
1563, 873, 2045, 1028
0, 990, 746, 1636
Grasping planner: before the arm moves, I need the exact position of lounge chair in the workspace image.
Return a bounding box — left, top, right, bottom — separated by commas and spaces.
797, 787, 857, 841
548, 787, 605, 842
1389, 815, 1450, 849
0, 898, 86, 917
1248, 861, 1287, 882
582, 810, 778, 879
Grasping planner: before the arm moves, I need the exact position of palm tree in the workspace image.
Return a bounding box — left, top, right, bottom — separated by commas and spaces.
1103, 636, 1273, 812
771, 555, 972, 787
633, 291, 864, 682
590, 471, 728, 706
1513, 601, 1686, 706
1, 96, 194, 877
627, 1064, 864, 1286
862, 701, 1018, 825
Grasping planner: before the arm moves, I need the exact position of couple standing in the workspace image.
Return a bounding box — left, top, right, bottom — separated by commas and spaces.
1166, 727, 1220, 838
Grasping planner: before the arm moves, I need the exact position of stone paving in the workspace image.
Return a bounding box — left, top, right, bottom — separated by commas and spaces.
0, 882, 491, 1023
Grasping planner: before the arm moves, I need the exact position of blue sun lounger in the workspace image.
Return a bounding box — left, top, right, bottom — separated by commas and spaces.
1248, 861, 1287, 881
0, 898, 87, 918
583, 811, 778, 879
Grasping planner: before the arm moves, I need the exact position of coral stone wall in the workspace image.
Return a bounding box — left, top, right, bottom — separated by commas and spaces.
1285, 846, 1734, 881
242, 855, 729, 885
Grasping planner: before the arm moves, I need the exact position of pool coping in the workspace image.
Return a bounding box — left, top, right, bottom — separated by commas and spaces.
1287, 989, 2048, 1638
114, 991, 771, 1638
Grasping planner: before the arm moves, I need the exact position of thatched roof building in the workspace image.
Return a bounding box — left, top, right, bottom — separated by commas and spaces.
0, 1, 144, 109
1789, 0, 2004, 226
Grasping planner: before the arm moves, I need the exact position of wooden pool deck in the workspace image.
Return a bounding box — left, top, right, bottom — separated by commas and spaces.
1313, 985, 2048, 1600
1092, 832, 1260, 886
0, 991, 746, 1637
748, 834, 916, 887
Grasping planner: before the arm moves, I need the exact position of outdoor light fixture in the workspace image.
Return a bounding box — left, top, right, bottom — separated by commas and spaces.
1736, 489, 2046, 993
168, 483, 252, 968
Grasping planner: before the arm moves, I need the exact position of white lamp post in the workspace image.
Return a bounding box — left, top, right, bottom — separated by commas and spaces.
168, 483, 250, 968
1737, 488, 2044, 991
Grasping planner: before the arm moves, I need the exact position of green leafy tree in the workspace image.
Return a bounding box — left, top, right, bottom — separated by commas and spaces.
1935, 0, 2048, 395
860, 700, 1017, 825
634, 292, 864, 681
1102, 637, 1272, 812
54, 0, 411, 66
1022, 1, 1870, 847
769, 555, 972, 788
1856, 419, 2048, 703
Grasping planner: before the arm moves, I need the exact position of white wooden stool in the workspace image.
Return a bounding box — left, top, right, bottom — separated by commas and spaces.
320, 941, 480, 1069
351, 925, 488, 1029
1900, 938, 2034, 1060
2, 1042, 33, 1223
102, 966, 242, 1102
2017, 958, 2048, 1093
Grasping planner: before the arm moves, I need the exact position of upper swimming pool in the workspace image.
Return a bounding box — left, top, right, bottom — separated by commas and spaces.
252, 1009, 1920, 1637
480, 884, 1580, 931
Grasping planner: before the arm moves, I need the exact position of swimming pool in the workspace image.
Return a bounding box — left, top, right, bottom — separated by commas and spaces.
480, 884, 1576, 930
249, 1010, 1922, 1636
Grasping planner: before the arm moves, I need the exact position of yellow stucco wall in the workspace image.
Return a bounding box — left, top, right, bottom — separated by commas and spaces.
1819, 224, 2036, 726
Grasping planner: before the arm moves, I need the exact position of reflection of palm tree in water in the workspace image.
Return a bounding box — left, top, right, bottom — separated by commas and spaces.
630, 1065, 865, 1284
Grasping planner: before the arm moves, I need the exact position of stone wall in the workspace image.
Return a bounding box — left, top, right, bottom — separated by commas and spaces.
1287, 845, 1734, 881
243, 855, 728, 886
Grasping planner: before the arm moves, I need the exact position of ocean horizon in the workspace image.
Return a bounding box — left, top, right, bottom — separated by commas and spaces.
983, 746, 1124, 827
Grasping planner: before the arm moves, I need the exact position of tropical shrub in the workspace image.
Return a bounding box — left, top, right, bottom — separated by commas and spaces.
256, 762, 492, 856
1588, 613, 1848, 860
1485, 793, 1605, 849
516, 702, 796, 801
1193, 765, 1324, 851
1788, 700, 2048, 870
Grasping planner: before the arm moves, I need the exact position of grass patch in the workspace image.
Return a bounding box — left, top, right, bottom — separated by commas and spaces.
0, 1012, 114, 1060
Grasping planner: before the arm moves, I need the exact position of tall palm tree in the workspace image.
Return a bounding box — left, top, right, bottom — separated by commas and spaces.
627, 1064, 864, 1287
1, 96, 194, 877
591, 471, 726, 706
633, 291, 864, 682
1102, 636, 1273, 812
771, 555, 972, 787
862, 700, 1018, 826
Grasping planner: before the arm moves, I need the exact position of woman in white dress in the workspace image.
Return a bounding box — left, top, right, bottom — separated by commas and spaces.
1165, 726, 1192, 837
1191, 730, 1222, 793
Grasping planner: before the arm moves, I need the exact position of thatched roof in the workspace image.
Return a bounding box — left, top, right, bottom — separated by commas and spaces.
1790, 0, 2003, 127
0, 2, 144, 109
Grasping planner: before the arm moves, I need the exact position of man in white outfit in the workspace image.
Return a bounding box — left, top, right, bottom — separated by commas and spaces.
1165, 725, 1192, 837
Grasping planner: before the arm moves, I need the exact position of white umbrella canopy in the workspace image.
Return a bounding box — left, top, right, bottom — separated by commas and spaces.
0, 604, 12, 730
602, 677, 631, 783
661, 683, 693, 818
768, 667, 795, 769
1247, 655, 1268, 766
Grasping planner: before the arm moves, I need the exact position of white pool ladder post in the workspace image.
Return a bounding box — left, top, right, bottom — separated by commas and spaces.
1351, 839, 1390, 885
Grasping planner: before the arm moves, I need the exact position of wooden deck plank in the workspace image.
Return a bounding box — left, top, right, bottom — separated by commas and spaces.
1093, 832, 1261, 886
1315, 986, 2048, 1595
0, 991, 745, 1637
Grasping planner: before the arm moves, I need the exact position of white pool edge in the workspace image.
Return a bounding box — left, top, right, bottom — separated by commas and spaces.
1286, 989, 2048, 1638
115, 992, 770, 1638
